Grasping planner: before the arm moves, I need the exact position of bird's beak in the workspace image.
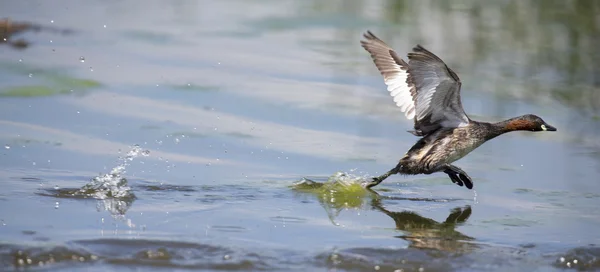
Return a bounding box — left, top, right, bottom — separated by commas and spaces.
542, 124, 557, 131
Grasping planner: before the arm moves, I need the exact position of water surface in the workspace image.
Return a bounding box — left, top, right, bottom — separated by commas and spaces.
1, 0, 600, 271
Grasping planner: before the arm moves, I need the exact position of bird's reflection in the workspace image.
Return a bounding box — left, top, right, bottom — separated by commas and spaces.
293, 176, 477, 253
371, 197, 477, 253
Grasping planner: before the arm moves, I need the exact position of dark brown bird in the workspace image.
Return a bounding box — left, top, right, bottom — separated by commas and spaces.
360, 31, 556, 189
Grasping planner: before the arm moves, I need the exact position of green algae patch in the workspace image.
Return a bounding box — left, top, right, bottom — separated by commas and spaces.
0, 61, 102, 97
0, 79, 100, 97
46, 75, 101, 89
0, 86, 60, 97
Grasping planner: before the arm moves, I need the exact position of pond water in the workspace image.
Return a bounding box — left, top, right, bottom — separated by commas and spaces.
1, 0, 600, 271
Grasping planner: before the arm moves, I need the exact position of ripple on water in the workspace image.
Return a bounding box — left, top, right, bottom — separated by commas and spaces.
136, 184, 197, 192
0, 239, 273, 270
210, 225, 248, 233
2, 238, 580, 271
553, 246, 600, 270
481, 217, 539, 227
269, 216, 308, 224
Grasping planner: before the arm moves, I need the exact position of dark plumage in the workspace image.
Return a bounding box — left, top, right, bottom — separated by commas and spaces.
360, 31, 556, 190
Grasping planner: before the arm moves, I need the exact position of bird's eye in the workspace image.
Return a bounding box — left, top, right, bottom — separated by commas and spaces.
541, 124, 547, 131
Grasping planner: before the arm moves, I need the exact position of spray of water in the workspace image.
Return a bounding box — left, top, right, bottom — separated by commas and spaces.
79, 144, 150, 199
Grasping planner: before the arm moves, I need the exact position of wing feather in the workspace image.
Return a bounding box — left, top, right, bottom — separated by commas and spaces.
408, 45, 469, 134
360, 31, 417, 120
361, 31, 469, 135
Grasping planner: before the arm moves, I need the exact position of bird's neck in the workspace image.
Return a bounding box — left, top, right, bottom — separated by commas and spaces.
474, 117, 532, 140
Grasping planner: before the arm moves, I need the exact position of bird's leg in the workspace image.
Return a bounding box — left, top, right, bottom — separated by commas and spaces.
363, 166, 401, 189
443, 164, 473, 189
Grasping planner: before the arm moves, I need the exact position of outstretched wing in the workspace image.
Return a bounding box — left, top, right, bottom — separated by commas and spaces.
360, 31, 417, 120
407, 45, 469, 134
361, 31, 469, 136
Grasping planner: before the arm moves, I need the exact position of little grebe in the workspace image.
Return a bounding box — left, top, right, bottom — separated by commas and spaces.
360, 31, 556, 189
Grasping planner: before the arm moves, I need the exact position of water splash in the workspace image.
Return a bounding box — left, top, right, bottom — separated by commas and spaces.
78, 145, 150, 200
293, 171, 373, 225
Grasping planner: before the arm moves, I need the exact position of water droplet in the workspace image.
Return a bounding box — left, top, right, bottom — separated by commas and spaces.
175, 138, 180, 143
103, 25, 107, 28
4, 145, 10, 149
18, 59, 22, 62
28, 73, 33, 78
206, 163, 211, 166
32, 161, 36, 166
79, 56, 85, 63
50, 20, 54, 23
49, 40, 53, 43
54, 202, 59, 209
374, 265, 380, 270
559, 257, 565, 263
418, 268, 425, 272
223, 255, 230, 260
573, 259, 578, 264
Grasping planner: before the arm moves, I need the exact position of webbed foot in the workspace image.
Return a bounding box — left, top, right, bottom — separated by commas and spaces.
444, 164, 473, 189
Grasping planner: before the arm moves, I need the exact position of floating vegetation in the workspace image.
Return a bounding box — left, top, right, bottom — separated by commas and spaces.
0, 62, 102, 97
